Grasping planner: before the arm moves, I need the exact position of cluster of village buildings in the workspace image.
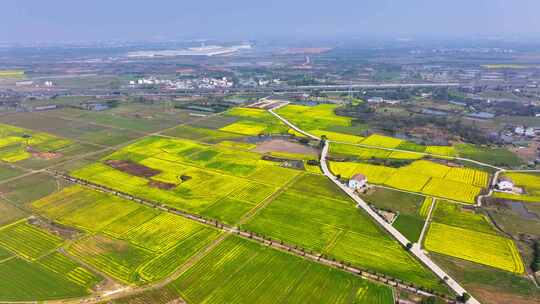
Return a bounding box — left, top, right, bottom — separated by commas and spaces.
130, 77, 234, 90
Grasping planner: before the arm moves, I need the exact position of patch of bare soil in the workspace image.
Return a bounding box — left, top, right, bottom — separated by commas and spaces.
511, 141, 540, 163
472, 285, 540, 304
148, 180, 176, 190
253, 139, 317, 155
34, 151, 62, 160
94, 278, 125, 294
96, 235, 129, 253
105, 159, 160, 178
28, 216, 82, 240
26, 146, 62, 160
408, 125, 456, 144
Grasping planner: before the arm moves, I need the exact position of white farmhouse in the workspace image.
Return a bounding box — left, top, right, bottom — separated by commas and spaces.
348, 173, 367, 190
497, 177, 514, 191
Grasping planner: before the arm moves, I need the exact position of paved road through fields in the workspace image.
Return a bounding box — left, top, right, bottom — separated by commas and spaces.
268, 106, 481, 304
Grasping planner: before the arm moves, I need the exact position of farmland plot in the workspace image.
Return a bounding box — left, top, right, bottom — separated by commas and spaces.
201, 198, 257, 225
249, 163, 300, 186
384, 171, 431, 192
431, 201, 495, 235
360, 187, 424, 216
359, 134, 403, 148
418, 197, 433, 218
163, 125, 243, 143
330, 143, 392, 159
224, 107, 288, 135
0, 123, 74, 164
40, 105, 195, 133
38, 252, 102, 288
60, 193, 141, 231
330, 161, 396, 184
399, 160, 450, 178
456, 143, 523, 167
276, 104, 352, 131
387, 150, 424, 160
0, 172, 68, 206
68, 234, 153, 284
0, 221, 63, 260
0, 245, 12, 260
219, 121, 268, 136
425, 146, 457, 157
422, 178, 481, 204
444, 167, 489, 188
72, 162, 245, 212
215, 140, 256, 150
244, 179, 445, 292
425, 223, 524, 273
0, 113, 141, 147
172, 236, 394, 304
392, 214, 424, 243
396, 141, 427, 153
33, 186, 220, 284
0, 258, 91, 301
358, 187, 426, 242
289, 173, 350, 200
32, 185, 142, 230
275, 104, 365, 143
0, 163, 24, 181
139, 228, 220, 281
310, 129, 364, 143
124, 213, 204, 252
103, 207, 161, 237
72, 136, 299, 214
0, 199, 26, 225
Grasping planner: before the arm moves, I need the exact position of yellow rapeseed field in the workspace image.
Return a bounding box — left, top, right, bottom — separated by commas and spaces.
422, 178, 481, 204
425, 146, 457, 157
219, 121, 268, 136
418, 197, 433, 218
360, 134, 403, 148
384, 171, 430, 192
399, 160, 449, 178
330, 162, 396, 184
310, 130, 364, 143
444, 167, 489, 188
425, 222, 524, 273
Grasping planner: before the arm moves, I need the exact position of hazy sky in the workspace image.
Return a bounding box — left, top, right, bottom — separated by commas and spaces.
2, 0, 540, 43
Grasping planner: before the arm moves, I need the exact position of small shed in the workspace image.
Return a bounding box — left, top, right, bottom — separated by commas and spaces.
348, 173, 367, 189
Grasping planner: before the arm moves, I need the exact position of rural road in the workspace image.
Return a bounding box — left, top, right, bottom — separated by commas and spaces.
268, 106, 481, 304
320, 142, 480, 304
